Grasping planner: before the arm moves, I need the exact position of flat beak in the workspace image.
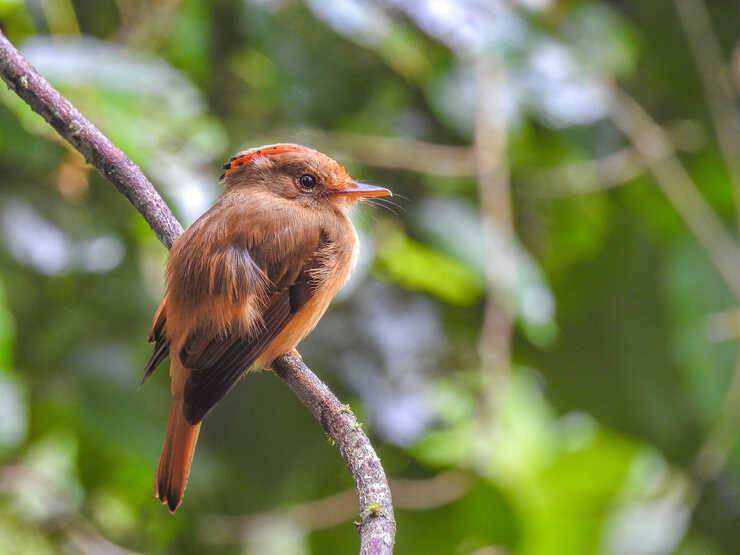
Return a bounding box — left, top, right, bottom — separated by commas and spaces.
334, 182, 392, 198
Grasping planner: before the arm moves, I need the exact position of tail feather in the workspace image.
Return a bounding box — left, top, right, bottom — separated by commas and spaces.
155, 398, 201, 512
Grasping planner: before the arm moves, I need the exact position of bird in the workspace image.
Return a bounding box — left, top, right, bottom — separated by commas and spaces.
143, 143, 391, 512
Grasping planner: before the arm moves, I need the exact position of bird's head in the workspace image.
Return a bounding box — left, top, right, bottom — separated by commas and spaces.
220, 143, 391, 210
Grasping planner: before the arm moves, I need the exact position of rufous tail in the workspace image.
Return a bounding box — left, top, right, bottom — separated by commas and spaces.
155, 397, 201, 513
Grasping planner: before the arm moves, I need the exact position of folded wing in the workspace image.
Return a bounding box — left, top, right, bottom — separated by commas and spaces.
177, 232, 330, 423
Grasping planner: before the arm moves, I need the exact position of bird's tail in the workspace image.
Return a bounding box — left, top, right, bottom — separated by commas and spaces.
155, 397, 201, 513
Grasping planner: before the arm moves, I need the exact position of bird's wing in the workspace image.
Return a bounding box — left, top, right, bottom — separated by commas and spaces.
142, 204, 280, 382
144, 299, 169, 382
178, 234, 329, 423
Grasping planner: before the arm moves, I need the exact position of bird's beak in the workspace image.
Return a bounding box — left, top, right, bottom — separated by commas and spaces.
333, 182, 392, 198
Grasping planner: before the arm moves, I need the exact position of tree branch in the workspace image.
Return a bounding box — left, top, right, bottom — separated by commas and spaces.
610, 91, 740, 300
0, 31, 182, 248
474, 56, 514, 437
0, 29, 395, 555
279, 128, 477, 177
273, 354, 395, 553
673, 0, 740, 231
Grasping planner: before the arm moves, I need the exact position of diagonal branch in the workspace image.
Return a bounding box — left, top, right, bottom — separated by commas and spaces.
611, 91, 740, 508
610, 91, 740, 300
674, 0, 740, 231
0, 30, 395, 555
273, 353, 395, 552
0, 32, 182, 248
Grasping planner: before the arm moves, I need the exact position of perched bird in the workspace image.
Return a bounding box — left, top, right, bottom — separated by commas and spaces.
144, 144, 391, 512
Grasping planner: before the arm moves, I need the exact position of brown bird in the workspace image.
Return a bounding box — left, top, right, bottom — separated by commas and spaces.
144, 144, 391, 512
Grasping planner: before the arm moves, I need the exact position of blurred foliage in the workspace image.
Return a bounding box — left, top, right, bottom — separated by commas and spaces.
0, 0, 739, 554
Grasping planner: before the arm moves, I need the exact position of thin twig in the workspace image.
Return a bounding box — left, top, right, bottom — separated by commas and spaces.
674, 0, 740, 230
280, 128, 478, 177
292, 125, 701, 190
693, 352, 740, 483
384, 0, 517, 460
0, 29, 395, 555
0, 464, 144, 555
612, 91, 740, 505
521, 148, 647, 198
202, 471, 468, 544
610, 91, 740, 299
475, 57, 515, 432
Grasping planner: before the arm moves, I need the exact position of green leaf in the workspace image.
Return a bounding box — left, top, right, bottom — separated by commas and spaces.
374, 228, 485, 306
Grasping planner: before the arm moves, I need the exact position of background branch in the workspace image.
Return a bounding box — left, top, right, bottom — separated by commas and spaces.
475, 56, 514, 435
521, 125, 706, 198
674, 0, 740, 230
202, 470, 468, 544
0, 464, 144, 555
610, 91, 740, 299
611, 89, 740, 516
280, 128, 477, 177
0, 29, 395, 555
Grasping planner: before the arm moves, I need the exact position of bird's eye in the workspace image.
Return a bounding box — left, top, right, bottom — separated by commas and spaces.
299, 174, 318, 191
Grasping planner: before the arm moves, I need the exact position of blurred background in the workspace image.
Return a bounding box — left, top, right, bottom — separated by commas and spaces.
1, 0, 740, 553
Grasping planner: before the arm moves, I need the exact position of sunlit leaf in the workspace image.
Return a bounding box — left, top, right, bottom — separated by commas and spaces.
374, 227, 485, 306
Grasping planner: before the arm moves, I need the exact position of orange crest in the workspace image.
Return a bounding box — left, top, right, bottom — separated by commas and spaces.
220, 145, 304, 179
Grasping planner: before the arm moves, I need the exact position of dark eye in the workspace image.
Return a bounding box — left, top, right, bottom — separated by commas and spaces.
299, 174, 318, 191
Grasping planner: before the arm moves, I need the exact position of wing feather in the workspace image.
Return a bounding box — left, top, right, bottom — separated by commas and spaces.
179, 235, 329, 423
143, 301, 169, 382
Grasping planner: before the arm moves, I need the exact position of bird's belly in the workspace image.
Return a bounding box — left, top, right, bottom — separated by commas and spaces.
257, 223, 357, 368
255, 287, 335, 368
